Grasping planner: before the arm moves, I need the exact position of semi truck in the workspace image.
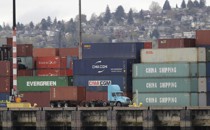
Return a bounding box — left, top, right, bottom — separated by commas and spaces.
50, 84, 131, 107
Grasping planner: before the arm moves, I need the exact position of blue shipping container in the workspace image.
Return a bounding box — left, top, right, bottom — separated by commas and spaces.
73, 75, 132, 92
0, 93, 10, 101
206, 62, 210, 77
73, 59, 136, 75
82, 42, 144, 59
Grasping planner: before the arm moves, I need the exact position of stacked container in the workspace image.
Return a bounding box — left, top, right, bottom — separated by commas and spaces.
133, 47, 207, 106
195, 30, 210, 105
73, 42, 146, 100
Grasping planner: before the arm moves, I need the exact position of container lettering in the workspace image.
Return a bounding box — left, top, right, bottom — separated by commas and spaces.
146, 97, 157, 103
26, 81, 57, 87
146, 83, 157, 88
159, 97, 177, 103
88, 80, 112, 86
160, 82, 177, 88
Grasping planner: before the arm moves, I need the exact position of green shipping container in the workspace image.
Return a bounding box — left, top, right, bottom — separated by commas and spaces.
17, 76, 69, 92
133, 93, 198, 107
133, 62, 206, 78
133, 78, 198, 92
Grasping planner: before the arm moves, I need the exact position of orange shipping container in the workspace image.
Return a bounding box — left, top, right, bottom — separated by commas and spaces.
59, 48, 79, 57
18, 69, 34, 76
144, 42, 153, 49
158, 38, 195, 48
50, 86, 86, 102
35, 57, 67, 69
33, 48, 59, 57
86, 91, 108, 102
17, 44, 33, 56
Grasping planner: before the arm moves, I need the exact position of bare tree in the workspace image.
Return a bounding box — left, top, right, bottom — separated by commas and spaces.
149, 1, 162, 14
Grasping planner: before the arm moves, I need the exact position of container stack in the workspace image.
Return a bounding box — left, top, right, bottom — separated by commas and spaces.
73, 42, 147, 100
133, 40, 207, 106
196, 30, 210, 106
16, 48, 78, 107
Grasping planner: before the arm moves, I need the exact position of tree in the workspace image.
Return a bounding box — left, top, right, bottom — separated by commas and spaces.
139, 10, 144, 20
29, 21, 34, 29
187, 0, 194, 9
149, 1, 162, 13
200, 0, 206, 8
181, 0, 187, 8
16, 22, 24, 30
114, 5, 126, 23
194, 0, 200, 7
163, 0, 171, 10
104, 5, 111, 23
40, 18, 48, 30
0, 25, 2, 31
150, 29, 159, 39
127, 9, 134, 25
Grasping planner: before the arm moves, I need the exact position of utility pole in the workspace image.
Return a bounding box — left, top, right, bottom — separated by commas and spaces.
79, 0, 82, 59
12, 0, 18, 101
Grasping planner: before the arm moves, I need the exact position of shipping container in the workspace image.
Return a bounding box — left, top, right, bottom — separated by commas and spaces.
35, 57, 67, 69
59, 48, 79, 57
0, 77, 12, 93
17, 57, 33, 69
67, 56, 77, 69
144, 42, 153, 49
6, 37, 12, 46
0, 93, 10, 101
133, 62, 206, 78
206, 62, 210, 77
206, 47, 210, 62
158, 38, 195, 48
36, 69, 69, 76
82, 42, 144, 60
141, 48, 206, 63
0, 46, 12, 61
19, 92, 50, 107
86, 91, 108, 102
198, 78, 207, 92
0, 61, 11, 76
199, 93, 207, 106
17, 69, 34, 76
33, 48, 58, 57
133, 78, 200, 93
73, 75, 132, 92
73, 59, 136, 75
17, 76, 70, 92
133, 93, 198, 106
206, 78, 210, 92
17, 44, 33, 57
50, 86, 86, 102
196, 30, 210, 45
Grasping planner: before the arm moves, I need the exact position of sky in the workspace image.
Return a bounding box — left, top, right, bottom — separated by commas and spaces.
0, 0, 209, 26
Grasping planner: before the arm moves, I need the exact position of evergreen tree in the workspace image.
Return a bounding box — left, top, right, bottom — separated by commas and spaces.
150, 29, 159, 39
187, 0, 194, 9
0, 25, 2, 31
127, 9, 134, 25
200, 0, 206, 8
139, 10, 144, 20
29, 21, 34, 29
17, 22, 24, 30
176, 4, 179, 8
53, 17, 57, 26
163, 0, 171, 10
41, 18, 48, 30
194, 0, 200, 7
181, 0, 187, 8
104, 5, 111, 23
114, 5, 125, 23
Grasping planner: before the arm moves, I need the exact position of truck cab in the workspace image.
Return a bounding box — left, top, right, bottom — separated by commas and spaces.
108, 84, 131, 106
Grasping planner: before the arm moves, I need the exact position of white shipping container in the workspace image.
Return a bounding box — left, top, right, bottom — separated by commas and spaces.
198, 78, 207, 92
141, 48, 206, 63
199, 93, 207, 106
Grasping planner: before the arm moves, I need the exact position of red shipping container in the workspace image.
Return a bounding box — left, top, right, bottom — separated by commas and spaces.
144, 42, 152, 49
59, 48, 79, 57
66, 68, 73, 76
33, 48, 59, 57
86, 91, 108, 102
35, 56, 67, 69
158, 38, 196, 48
0, 77, 12, 93
6, 37, 13, 46
36, 69, 68, 76
50, 86, 86, 102
17, 44, 33, 57
0, 61, 11, 76
19, 92, 50, 107
18, 69, 34, 76
196, 30, 210, 45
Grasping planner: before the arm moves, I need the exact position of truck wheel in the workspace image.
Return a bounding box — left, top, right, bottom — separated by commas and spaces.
116, 102, 122, 107
50, 103, 54, 108
103, 102, 107, 107
64, 103, 68, 108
